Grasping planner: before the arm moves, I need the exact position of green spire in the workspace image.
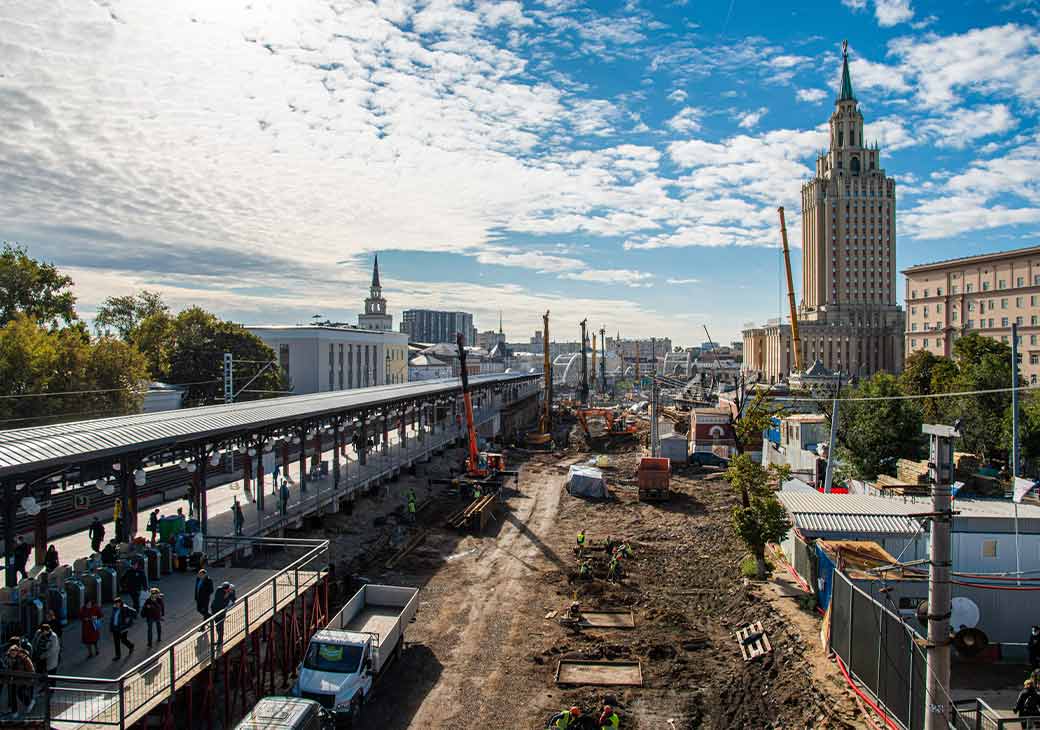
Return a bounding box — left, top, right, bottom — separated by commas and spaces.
838, 39, 855, 102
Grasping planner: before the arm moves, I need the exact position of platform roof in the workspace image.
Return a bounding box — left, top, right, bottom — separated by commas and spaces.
0, 373, 536, 479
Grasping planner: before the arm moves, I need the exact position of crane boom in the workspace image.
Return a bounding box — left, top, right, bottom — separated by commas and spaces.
455, 333, 481, 475
778, 206, 803, 373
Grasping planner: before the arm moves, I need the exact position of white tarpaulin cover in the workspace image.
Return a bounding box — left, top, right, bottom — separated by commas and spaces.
567, 465, 608, 499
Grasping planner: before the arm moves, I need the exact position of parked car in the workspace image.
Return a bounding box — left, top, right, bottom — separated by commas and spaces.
689, 452, 730, 469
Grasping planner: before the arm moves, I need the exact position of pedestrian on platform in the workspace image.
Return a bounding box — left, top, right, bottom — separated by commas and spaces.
4, 639, 35, 715
30, 624, 60, 677
12, 536, 31, 581
113, 498, 124, 543
142, 588, 165, 649
280, 480, 290, 516
89, 518, 105, 554
1029, 626, 1040, 670
109, 597, 136, 661
194, 569, 214, 620
124, 561, 148, 612
211, 582, 236, 646
1017, 678, 1040, 726
147, 509, 160, 544
44, 545, 59, 573
100, 539, 118, 566
80, 599, 103, 658
232, 498, 245, 536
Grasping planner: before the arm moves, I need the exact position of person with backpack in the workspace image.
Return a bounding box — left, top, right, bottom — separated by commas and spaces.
44, 545, 59, 573
211, 582, 236, 646
232, 498, 245, 536
1018, 678, 1040, 726
147, 509, 161, 544
124, 560, 148, 612
109, 597, 136, 660
89, 517, 105, 553
12, 537, 31, 581
4, 639, 35, 715
142, 588, 165, 648
31, 624, 60, 676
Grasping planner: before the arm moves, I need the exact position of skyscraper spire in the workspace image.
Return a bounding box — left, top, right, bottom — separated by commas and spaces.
371, 255, 381, 289
838, 39, 855, 102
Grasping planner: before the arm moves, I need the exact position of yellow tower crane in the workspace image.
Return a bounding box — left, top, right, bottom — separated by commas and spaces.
778, 206, 803, 373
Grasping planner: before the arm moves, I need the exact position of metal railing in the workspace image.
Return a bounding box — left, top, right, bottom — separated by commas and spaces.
952, 699, 1040, 729
2, 536, 329, 729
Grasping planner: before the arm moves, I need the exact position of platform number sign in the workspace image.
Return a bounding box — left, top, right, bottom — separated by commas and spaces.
73, 494, 90, 509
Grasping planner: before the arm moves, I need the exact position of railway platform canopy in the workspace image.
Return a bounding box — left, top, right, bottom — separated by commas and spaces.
1, 374, 539, 586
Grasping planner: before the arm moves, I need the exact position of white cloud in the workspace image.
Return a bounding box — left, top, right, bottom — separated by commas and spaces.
864, 117, 918, 150
889, 24, 1040, 107
736, 107, 768, 129
874, 0, 914, 26
666, 106, 704, 134
796, 88, 827, 103
841, 0, 867, 8
768, 54, 810, 69
668, 89, 688, 103
666, 277, 701, 284
920, 104, 1017, 149
559, 269, 654, 286
847, 56, 911, 94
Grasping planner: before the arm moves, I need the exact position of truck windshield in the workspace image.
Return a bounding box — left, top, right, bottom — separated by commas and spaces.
303, 642, 364, 674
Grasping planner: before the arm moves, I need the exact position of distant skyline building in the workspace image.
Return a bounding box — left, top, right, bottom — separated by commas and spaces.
743, 42, 904, 381
357, 256, 393, 331
400, 308, 476, 345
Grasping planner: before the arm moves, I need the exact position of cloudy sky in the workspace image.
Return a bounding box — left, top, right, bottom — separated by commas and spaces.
2, 0, 1039, 346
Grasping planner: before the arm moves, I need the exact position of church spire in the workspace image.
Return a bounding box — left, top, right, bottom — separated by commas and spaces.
371, 255, 381, 289
838, 39, 855, 102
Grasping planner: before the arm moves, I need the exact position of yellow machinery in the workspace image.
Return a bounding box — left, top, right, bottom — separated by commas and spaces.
778, 206, 803, 373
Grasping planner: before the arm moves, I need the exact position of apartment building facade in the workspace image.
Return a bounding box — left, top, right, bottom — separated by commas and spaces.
903, 244, 1040, 383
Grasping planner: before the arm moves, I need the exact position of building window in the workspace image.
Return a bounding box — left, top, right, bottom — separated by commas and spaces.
1002, 317, 1010, 327
988, 318, 995, 328
911, 323, 918, 332
1018, 316, 1025, 326
1002, 298, 1009, 309
1035, 274, 1040, 286
1034, 316, 1039, 326
951, 285, 959, 294
924, 288, 930, 297
338, 344, 344, 389
968, 302, 976, 312
967, 283, 974, 293
1032, 335, 1038, 346
999, 279, 1007, 289
1002, 335, 1009, 343
1031, 354, 1039, 365
911, 338, 917, 348
967, 320, 974, 329
923, 338, 929, 348
1033, 374, 1038, 385
937, 287, 943, 296
911, 306, 917, 315
1019, 276, 1026, 287
1018, 296, 1025, 307
982, 540, 998, 558
937, 303, 943, 313
924, 306, 930, 317
983, 281, 990, 291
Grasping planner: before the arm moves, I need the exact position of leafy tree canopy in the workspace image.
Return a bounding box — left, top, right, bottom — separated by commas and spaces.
0, 243, 77, 328
732, 496, 791, 579
94, 290, 168, 341
833, 372, 923, 480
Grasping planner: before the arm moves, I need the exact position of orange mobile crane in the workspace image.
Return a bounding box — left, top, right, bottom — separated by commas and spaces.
448, 332, 518, 494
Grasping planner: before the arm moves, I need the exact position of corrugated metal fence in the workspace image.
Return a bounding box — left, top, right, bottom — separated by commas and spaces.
829, 570, 928, 730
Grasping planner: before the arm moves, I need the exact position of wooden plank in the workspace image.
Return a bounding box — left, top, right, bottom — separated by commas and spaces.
736, 621, 771, 662
578, 610, 636, 629
555, 659, 642, 686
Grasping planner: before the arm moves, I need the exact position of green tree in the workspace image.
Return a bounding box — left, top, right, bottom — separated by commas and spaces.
733, 386, 784, 457
132, 312, 175, 379
724, 452, 788, 508
1006, 390, 1040, 473
0, 243, 77, 328
732, 496, 791, 579
94, 290, 168, 340
0, 315, 147, 425
941, 333, 1012, 463
833, 372, 923, 480
147, 307, 288, 405
900, 349, 953, 422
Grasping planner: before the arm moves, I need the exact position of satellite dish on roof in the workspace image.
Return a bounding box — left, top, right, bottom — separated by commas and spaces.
951, 596, 980, 630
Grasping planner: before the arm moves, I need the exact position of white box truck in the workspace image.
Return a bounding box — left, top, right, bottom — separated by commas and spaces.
293, 584, 419, 724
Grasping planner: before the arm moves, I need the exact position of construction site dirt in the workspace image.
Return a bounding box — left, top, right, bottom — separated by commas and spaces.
290, 443, 867, 729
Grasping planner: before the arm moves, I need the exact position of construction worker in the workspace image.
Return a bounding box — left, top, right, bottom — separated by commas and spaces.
607, 555, 621, 582
598, 705, 620, 729
550, 707, 582, 729
576, 529, 586, 556
579, 559, 592, 579
406, 492, 417, 524
472, 483, 482, 500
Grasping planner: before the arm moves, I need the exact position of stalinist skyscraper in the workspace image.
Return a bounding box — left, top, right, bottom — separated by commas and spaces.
743, 42, 904, 382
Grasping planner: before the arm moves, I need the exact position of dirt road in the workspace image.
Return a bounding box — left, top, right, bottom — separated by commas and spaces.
357, 448, 866, 729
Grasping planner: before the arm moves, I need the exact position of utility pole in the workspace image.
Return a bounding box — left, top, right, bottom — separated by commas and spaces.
1012, 322, 1023, 583
223, 352, 234, 404
650, 337, 656, 377
590, 331, 597, 393
650, 377, 660, 457
823, 373, 842, 493
923, 422, 959, 730
579, 319, 589, 406
541, 311, 552, 436
599, 327, 607, 392
634, 340, 640, 390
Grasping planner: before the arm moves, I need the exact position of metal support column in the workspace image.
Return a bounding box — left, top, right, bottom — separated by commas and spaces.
924, 422, 959, 730
198, 452, 210, 537
3, 480, 16, 587
298, 427, 308, 494
333, 423, 341, 489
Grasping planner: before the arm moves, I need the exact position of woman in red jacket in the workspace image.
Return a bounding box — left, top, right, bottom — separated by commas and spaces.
80, 598, 103, 657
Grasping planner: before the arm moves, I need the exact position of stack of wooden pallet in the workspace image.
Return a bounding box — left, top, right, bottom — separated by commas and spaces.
875, 474, 928, 496
896, 458, 930, 485
446, 494, 496, 531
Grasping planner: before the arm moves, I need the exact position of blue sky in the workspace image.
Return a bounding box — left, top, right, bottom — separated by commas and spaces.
2, 0, 1039, 346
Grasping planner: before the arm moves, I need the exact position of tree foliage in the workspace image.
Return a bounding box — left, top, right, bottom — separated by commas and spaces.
0, 315, 148, 424
832, 372, 923, 480
732, 497, 791, 580
134, 306, 289, 405
94, 290, 168, 340
733, 385, 784, 455
0, 243, 77, 328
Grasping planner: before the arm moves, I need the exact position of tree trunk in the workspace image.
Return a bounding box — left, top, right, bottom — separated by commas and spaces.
754, 547, 769, 580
